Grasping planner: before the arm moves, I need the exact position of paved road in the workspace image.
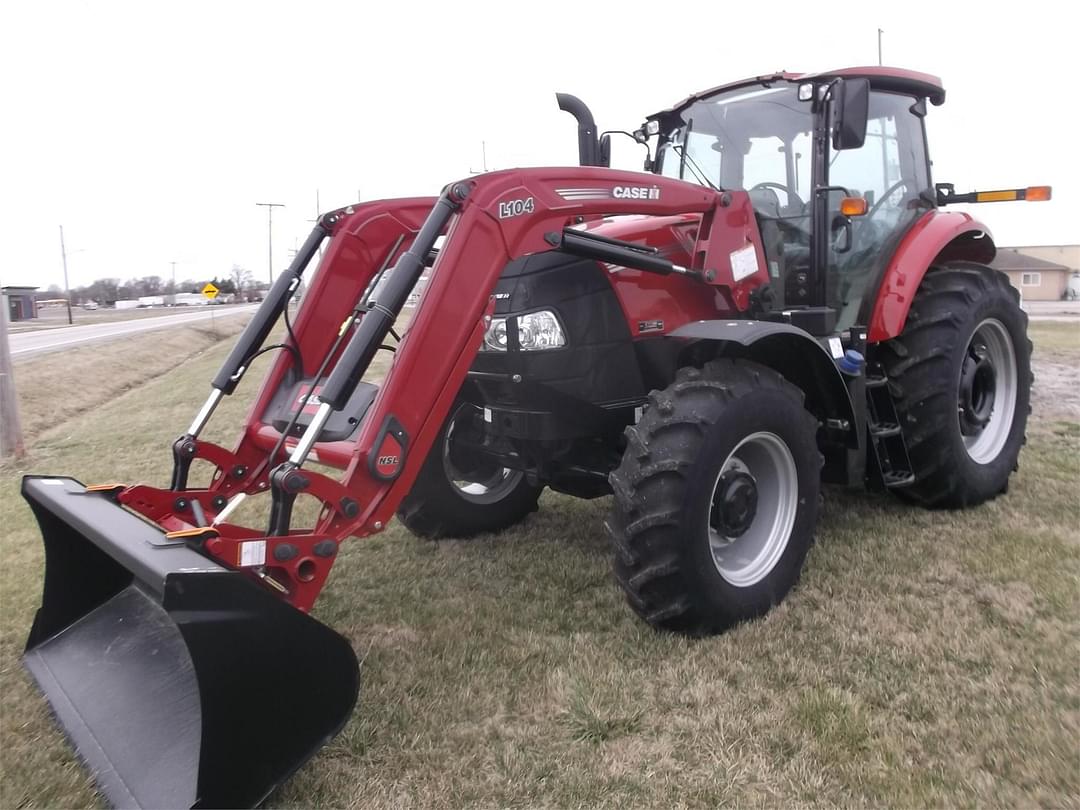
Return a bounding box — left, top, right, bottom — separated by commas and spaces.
10, 304, 259, 358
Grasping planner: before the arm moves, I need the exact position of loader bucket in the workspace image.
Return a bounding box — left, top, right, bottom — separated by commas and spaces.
21, 476, 360, 809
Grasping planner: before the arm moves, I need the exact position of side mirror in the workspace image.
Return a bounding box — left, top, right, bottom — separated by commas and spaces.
831, 78, 869, 151
599, 133, 611, 168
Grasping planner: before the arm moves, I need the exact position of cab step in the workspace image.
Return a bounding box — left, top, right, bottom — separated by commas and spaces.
865, 364, 915, 489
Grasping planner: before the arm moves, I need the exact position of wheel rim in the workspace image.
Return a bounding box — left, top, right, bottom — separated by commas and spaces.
441, 406, 524, 504
707, 432, 799, 588
959, 318, 1017, 464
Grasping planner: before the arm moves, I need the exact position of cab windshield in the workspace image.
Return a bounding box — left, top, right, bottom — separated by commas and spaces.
658, 84, 812, 214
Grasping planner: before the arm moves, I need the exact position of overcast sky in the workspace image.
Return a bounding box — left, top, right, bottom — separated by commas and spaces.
2, 0, 1076, 291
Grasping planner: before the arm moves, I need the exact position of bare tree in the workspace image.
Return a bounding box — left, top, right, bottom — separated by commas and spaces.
229, 264, 252, 297
137, 275, 164, 296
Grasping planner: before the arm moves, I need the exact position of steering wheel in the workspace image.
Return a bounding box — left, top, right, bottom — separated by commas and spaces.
750, 182, 805, 212
866, 180, 907, 219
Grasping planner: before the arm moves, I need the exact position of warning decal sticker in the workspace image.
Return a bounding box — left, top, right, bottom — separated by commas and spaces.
239, 540, 267, 567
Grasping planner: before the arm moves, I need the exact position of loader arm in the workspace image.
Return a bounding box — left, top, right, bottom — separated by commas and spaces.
118, 168, 759, 612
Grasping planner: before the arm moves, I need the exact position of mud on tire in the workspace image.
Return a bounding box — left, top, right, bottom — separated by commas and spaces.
606, 359, 822, 635
875, 262, 1033, 507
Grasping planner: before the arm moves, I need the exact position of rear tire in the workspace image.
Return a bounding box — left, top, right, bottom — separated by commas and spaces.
397, 402, 542, 538
607, 360, 822, 635
876, 262, 1032, 507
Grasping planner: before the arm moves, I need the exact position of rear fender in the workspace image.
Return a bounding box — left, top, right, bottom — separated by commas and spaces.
668, 320, 857, 446
868, 210, 996, 342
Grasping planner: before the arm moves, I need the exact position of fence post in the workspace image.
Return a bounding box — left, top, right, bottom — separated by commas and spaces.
0, 290, 27, 460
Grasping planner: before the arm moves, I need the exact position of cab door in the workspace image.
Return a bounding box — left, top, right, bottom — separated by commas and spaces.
824, 92, 931, 331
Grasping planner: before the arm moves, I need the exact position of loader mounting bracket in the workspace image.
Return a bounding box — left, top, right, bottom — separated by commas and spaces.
268, 462, 310, 537
171, 434, 198, 491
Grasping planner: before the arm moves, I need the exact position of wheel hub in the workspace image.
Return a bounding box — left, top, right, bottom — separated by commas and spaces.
959, 342, 997, 436
442, 405, 524, 504
958, 318, 1018, 465
706, 432, 799, 588
711, 469, 758, 539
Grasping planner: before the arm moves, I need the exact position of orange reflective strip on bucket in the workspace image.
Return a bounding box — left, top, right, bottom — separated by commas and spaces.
84, 483, 127, 492
164, 526, 219, 540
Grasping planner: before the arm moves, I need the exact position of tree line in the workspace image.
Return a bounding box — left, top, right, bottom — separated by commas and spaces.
40, 265, 266, 304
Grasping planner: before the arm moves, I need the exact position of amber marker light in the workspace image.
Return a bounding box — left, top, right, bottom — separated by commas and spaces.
1024, 186, 1052, 201
840, 197, 868, 216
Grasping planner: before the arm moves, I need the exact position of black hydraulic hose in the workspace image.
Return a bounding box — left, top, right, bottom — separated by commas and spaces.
245, 342, 302, 369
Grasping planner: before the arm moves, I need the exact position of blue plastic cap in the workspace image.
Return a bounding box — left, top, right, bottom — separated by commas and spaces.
838, 349, 865, 375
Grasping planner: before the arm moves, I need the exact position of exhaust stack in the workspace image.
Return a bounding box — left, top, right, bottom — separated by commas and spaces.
556, 92, 606, 167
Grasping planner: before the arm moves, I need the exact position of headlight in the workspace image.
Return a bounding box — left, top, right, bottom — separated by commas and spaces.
483, 318, 509, 351
482, 310, 566, 352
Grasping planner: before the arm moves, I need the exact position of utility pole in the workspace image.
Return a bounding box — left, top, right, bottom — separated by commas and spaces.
469, 141, 489, 174
59, 225, 73, 325
878, 28, 884, 66
0, 287, 26, 460
170, 261, 177, 292
312, 190, 324, 260
256, 202, 284, 285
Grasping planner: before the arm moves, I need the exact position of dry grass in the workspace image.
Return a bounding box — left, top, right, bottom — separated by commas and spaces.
10, 318, 248, 443
0, 321, 1077, 808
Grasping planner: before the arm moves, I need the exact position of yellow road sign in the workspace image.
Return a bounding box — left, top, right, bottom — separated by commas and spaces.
202, 283, 219, 300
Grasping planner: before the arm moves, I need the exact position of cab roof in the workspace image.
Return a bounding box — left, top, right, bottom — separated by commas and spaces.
647, 66, 945, 121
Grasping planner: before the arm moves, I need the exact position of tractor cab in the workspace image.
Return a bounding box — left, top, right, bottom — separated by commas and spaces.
643, 69, 940, 332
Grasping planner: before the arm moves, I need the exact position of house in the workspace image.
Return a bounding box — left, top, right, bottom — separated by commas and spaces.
2, 285, 39, 321
991, 246, 1077, 301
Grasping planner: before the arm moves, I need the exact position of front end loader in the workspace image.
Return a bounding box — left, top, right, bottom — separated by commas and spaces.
21, 66, 1049, 807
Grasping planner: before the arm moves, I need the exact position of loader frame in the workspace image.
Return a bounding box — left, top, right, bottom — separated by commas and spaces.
118, 168, 777, 611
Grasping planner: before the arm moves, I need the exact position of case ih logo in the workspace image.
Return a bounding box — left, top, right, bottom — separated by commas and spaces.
613, 186, 661, 200
556, 186, 661, 201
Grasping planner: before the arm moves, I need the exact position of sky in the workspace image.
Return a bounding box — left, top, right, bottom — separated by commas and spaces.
2, 0, 1077, 291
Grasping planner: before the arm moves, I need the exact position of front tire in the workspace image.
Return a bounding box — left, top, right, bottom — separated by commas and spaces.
397, 402, 542, 538
877, 262, 1032, 507
607, 360, 822, 635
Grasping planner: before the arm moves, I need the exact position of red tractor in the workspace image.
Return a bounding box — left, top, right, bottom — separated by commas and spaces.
21, 67, 1048, 807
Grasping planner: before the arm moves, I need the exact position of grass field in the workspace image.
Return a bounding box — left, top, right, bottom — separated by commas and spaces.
10, 319, 249, 443
1, 322, 1077, 808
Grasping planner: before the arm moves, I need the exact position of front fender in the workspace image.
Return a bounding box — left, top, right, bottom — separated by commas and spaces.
669, 320, 857, 442
868, 210, 995, 342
